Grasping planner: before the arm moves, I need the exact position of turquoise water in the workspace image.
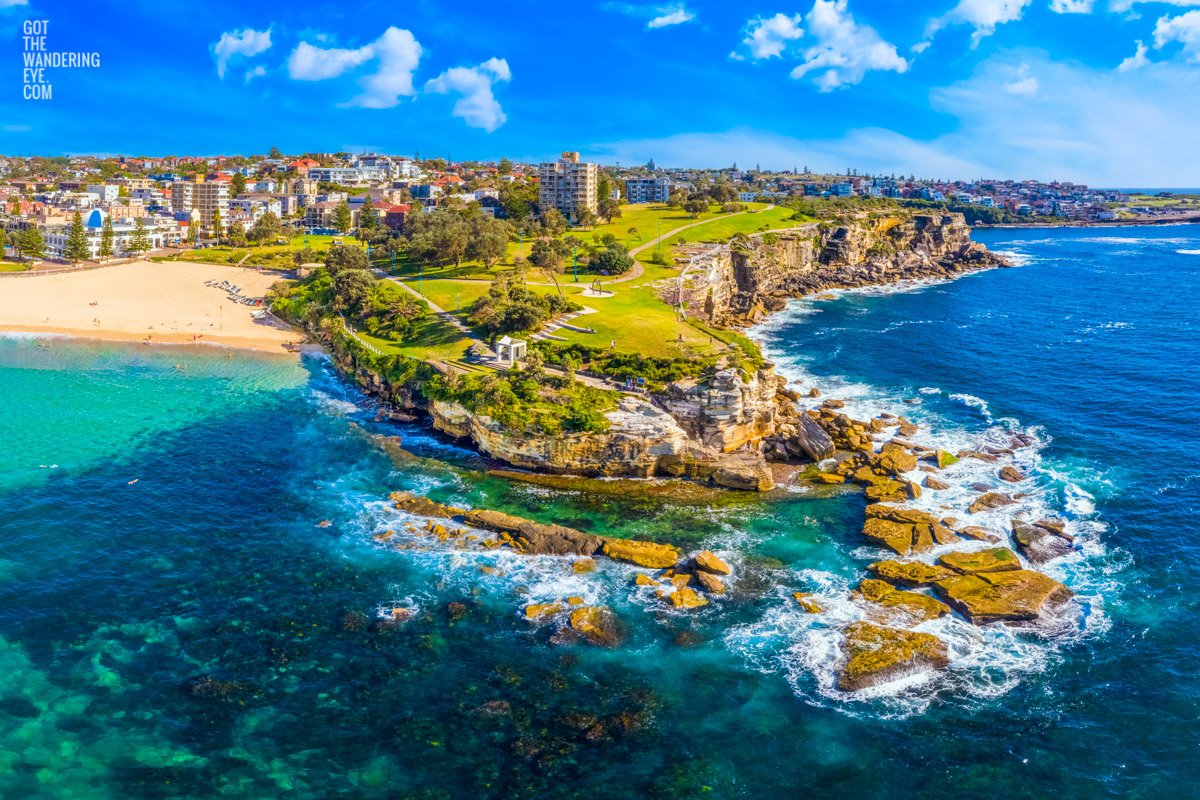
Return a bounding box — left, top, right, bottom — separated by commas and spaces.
1, 224, 1197, 797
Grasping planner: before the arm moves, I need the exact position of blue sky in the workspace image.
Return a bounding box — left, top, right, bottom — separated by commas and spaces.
3, 0, 1200, 185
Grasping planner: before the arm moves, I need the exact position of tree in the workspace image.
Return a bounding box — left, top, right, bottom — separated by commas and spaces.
331, 268, 374, 312
332, 199, 353, 233
599, 197, 621, 223
187, 217, 199, 245
17, 226, 46, 261
269, 146, 284, 159
498, 157, 513, 175
231, 172, 247, 196
127, 218, 152, 259
0, 226, 5, 259
627, 226, 639, 241
574, 204, 597, 229
683, 198, 708, 217
406, 210, 469, 267
589, 244, 635, 275
667, 190, 687, 209
325, 243, 370, 276
597, 175, 611, 204
540, 208, 567, 237
100, 216, 114, 259
358, 197, 379, 231
466, 214, 508, 269
64, 211, 91, 264
212, 209, 223, 241
530, 238, 570, 296
248, 211, 281, 243
118, 185, 129, 198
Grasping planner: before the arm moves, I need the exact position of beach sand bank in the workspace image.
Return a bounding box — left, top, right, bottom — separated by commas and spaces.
0, 261, 302, 354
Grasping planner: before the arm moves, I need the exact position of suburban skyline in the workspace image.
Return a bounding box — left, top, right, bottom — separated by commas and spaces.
4, 0, 1200, 185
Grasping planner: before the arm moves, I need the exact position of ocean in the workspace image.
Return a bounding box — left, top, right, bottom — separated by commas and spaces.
0, 223, 1197, 797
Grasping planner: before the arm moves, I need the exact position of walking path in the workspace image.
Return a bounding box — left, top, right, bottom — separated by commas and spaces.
530, 306, 598, 342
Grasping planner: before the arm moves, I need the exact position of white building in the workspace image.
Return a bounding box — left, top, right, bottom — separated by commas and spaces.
86, 184, 120, 202
626, 177, 672, 204
42, 209, 181, 259
230, 196, 283, 222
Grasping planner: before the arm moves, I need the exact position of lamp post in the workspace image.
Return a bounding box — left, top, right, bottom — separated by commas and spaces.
390, 249, 395, 275
573, 243, 578, 282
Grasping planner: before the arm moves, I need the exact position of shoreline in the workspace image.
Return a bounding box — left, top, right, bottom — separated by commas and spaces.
0, 260, 306, 357
0, 325, 311, 356
974, 217, 1200, 230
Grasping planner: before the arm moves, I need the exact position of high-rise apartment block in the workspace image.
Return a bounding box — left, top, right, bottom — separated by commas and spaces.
538, 151, 597, 222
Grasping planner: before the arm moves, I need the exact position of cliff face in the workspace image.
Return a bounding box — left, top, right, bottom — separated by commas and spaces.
693, 212, 1006, 327
654, 366, 785, 452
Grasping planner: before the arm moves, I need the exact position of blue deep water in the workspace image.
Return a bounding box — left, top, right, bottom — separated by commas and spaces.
1, 224, 1198, 798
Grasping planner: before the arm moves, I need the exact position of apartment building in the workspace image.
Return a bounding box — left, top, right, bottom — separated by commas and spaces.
42, 209, 181, 258
86, 184, 120, 202
625, 176, 672, 204
170, 177, 229, 232
538, 151, 597, 222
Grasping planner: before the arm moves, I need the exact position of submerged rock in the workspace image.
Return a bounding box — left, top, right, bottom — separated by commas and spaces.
836, 622, 950, 692
525, 603, 566, 621
659, 587, 709, 609
567, 606, 624, 647
793, 592, 824, 613
934, 570, 1074, 625
999, 466, 1025, 483
694, 571, 726, 594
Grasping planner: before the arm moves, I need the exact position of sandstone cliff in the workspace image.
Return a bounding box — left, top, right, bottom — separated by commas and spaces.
673, 212, 1007, 328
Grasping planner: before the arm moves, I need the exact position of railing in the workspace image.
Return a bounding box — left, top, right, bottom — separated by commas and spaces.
337, 313, 384, 356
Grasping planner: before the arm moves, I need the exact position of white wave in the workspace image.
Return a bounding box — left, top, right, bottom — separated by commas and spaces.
741, 298, 1122, 717
0, 331, 71, 341
1177, 249, 1200, 255
948, 393, 993, 423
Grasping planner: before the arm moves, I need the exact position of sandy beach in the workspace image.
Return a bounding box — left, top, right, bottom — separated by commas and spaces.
0, 261, 302, 354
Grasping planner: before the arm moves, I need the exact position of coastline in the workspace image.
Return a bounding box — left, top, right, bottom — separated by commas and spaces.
974, 216, 1200, 229
0, 260, 305, 356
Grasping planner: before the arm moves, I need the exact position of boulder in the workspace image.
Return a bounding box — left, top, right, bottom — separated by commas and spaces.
822, 399, 846, 409
602, 539, 680, 569
572, 557, 597, 573
937, 547, 1021, 575
634, 573, 660, 587
694, 571, 726, 594
897, 418, 919, 437
934, 570, 1074, 625
692, 550, 732, 575
968, 492, 1017, 514
999, 466, 1025, 483
568, 606, 625, 647
814, 473, 846, 484
660, 587, 708, 609
712, 455, 775, 491
854, 579, 952, 626
864, 481, 910, 504
879, 442, 919, 475
867, 560, 956, 588
956, 526, 993, 541
795, 414, 836, 462
923, 476, 950, 490
1011, 519, 1075, 565
835, 622, 950, 692
935, 450, 959, 469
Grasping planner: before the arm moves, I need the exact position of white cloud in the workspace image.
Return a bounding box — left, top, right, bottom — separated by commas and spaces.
245, 65, 267, 82
1049, 0, 1094, 12
649, 6, 696, 27
287, 27, 423, 109
605, 3, 697, 29
1118, 39, 1150, 69
212, 27, 272, 80
424, 58, 511, 132
921, 0, 1032, 49
1002, 75, 1038, 93
288, 41, 373, 80
788, 0, 909, 90
742, 13, 805, 59
0, 0, 30, 7
589, 50, 1200, 186
1153, 9, 1200, 61
1109, 0, 1200, 12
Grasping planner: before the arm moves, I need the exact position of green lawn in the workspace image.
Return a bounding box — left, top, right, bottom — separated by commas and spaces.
358, 313, 472, 362
0, 261, 31, 272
